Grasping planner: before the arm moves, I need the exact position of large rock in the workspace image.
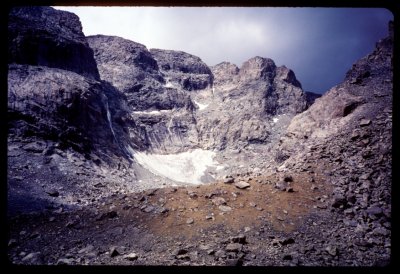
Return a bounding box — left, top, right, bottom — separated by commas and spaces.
150, 48, 213, 91
88, 35, 199, 153
195, 56, 307, 150
8, 6, 100, 80
86, 35, 163, 95
278, 24, 393, 158
7, 64, 140, 157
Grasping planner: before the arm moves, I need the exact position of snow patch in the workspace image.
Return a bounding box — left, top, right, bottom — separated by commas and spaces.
273, 117, 279, 123
133, 149, 217, 184
132, 110, 170, 115
194, 100, 208, 110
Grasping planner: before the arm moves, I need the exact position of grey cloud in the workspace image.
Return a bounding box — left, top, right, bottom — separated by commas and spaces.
56, 7, 393, 93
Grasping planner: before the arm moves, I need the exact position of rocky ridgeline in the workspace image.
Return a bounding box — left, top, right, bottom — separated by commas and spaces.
87, 29, 309, 153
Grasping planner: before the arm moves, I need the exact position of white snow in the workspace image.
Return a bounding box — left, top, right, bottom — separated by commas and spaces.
194, 100, 208, 110
132, 149, 217, 184
132, 110, 170, 115
273, 117, 279, 123
216, 165, 225, 171
165, 82, 174, 88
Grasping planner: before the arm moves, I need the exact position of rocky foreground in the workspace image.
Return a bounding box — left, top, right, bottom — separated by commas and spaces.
7, 7, 392, 267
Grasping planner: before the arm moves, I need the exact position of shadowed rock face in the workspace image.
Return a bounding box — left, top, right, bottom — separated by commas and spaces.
7, 64, 141, 158
7, 7, 145, 160
8, 6, 100, 80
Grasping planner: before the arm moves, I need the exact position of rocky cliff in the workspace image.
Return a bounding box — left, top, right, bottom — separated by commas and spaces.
8, 6, 100, 80
87, 35, 308, 154
7, 7, 147, 162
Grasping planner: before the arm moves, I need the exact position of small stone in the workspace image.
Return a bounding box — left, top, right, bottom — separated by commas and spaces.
97, 211, 118, 221
143, 206, 154, 213
214, 250, 226, 258
207, 249, 215, 255
8, 239, 17, 248
280, 238, 295, 245
124, 252, 139, 261
223, 177, 235, 184
174, 249, 188, 256
218, 205, 232, 212
110, 247, 120, 257
317, 204, 327, 209
372, 227, 390, 236
283, 254, 293, 260
186, 218, 194, 224
78, 245, 94, 254
160, 207, 169, 214
21, 252, 42, 263
230, 234, 247, 244
225, 243, 242, 253
281, 175, 293, 182
187, 190, 198, 198
325, 245, 338, 256
49, 217, 56, 222
310, 184, 318, 190
225, 258, 243, 266
332, 195, 347, 208
275, 181, 288, 191
360, 119, 371, 127
56, 258, 74, 265
46, 190, 59, 197
205, 214, 214, 220
366, 206, 383, 217
286, 187, 294, 193
212, 197, 227, 206
235, 181, 250, 189
199, 244, 212, 250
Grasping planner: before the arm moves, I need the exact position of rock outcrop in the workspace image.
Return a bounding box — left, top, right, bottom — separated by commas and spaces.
194, 56, 307, 151
8, 6, 100, 80
87, 35, 198, 153
270, 21, 393, 266
150, 48, 213, 91
8, 7, 141, 160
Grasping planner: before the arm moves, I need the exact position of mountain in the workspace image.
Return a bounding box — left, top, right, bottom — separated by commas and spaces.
7, 6, 392, 266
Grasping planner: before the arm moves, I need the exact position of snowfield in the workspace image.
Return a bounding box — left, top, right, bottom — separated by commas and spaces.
132, 149, 218, 184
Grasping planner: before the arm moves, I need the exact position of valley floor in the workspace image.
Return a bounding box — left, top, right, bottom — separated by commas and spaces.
7, 158, 389, 266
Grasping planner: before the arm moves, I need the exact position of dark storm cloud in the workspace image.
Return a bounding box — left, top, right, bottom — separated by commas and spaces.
56, 7, 393, 93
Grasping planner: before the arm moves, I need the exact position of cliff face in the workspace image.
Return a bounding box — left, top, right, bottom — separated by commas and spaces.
193, 56, 307, 151
88, 35, 309, 153
8, 6, 100, 80
7, 7, 143, 161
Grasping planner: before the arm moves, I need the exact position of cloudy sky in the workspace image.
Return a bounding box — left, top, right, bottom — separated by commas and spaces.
56, 7, 392, 94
